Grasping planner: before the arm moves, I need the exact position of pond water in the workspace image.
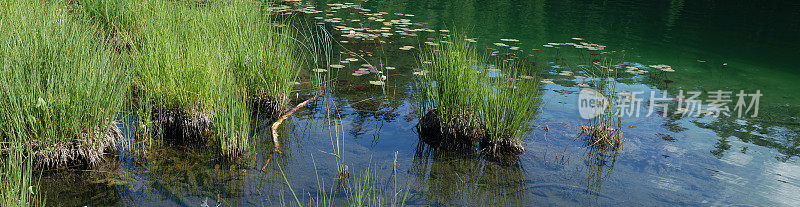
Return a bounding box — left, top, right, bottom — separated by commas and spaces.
42, 0, 800, 206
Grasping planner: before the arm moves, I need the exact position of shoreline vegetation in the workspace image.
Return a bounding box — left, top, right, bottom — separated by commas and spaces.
2, 0, 545, 205
0, 0, 302, 166
415, 35, 542, 157
1, 0, 302, 205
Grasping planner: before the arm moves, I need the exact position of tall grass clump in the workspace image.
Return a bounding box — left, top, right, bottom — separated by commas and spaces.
129, 0, 300, 157
0, 0, 128, 167
1, 145, 42, 207
78, 0, 139, 48
578, 59, 623, 150
416, 36, 541, 156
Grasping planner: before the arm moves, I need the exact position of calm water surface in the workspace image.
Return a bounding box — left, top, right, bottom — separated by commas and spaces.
43, 0, 800, 206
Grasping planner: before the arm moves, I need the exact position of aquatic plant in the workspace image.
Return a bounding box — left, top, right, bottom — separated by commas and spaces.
345, 164, 408, 207
112, 0, 301, 157
78, 0, 139, 48
578, 59, 623, 150
1, 146, 42, 207
279, 159, 408, 207
416, 35, 541, 156
0, 0, 129, 205
0, 0, 128, 167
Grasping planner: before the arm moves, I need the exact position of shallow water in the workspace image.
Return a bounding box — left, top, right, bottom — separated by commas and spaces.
42, 0, 800, 206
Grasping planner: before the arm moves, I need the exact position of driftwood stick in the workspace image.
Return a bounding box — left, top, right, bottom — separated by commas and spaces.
271, 87, 324, 153
260, 152, 274, 171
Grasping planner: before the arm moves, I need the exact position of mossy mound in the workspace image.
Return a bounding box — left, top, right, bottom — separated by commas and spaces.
419, 109, 526, 157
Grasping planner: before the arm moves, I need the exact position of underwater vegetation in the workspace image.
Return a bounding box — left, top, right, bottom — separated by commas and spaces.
416, 35, 542, 156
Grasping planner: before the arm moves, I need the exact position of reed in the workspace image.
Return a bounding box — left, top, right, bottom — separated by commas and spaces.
0, 147, 42, 207
416, 35, 541, 155
78, 0, 139, 48
1, 0, 129, 205
0, 0, 128, 167
279, 161, 408, 207
578, 59, 623, 150
105, 0, 302, 157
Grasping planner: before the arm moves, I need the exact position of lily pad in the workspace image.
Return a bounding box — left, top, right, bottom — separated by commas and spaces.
369, 80, 385, 85
412, 70, 428, 76
312, 68, 328, 73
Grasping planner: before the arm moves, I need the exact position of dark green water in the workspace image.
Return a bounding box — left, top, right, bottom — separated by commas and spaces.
42, 0, 800, 206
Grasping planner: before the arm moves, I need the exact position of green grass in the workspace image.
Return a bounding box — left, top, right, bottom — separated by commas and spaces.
0, 0, 128, 167
0, 0, 130, 205
78, 0, 138, 47
345, 164, 408, 207
579, 59, 623, 150
75, 0, 302, 157
1, 146, 42, 207
416, 36, 541, 155
279, 161, 409, 207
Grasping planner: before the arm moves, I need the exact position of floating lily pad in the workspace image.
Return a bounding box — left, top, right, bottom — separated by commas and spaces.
330, 64, 345, 69
540, 80, 554, 84
312, 68, 328, 73
369, 80, 385, 85
412, 70, 428, 76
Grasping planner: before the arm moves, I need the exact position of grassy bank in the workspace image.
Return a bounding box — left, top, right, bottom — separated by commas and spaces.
0, 0, 128, 168
416, 36, 541, 156
76, 0, 302, 157
0, 0, 130, 205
